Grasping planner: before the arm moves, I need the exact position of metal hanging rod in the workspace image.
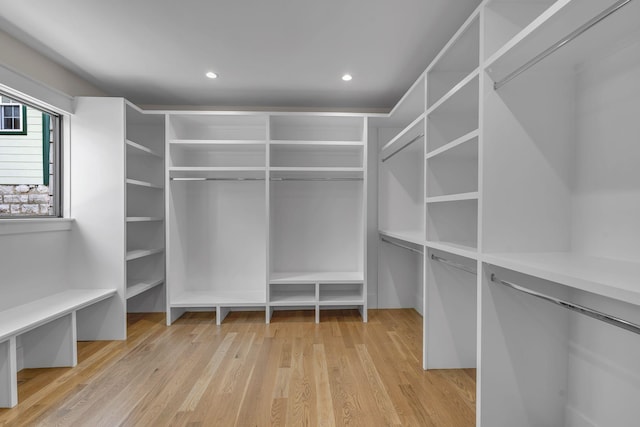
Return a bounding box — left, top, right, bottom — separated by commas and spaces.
490, 274, 640, 336
170, 177, 265, 181
494, 0, 633, 90
270, 177, 363, 182
381, 133, 424, 162
430, 254, 476, 275
380, 237, 423, 255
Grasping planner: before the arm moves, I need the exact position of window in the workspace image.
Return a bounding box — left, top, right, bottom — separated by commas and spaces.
0, 97, 27, 135
0, 93, 61, 217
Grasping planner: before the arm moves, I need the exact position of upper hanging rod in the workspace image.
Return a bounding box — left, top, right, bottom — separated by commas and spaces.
380, 236, 423, 254
430, 254, 476, 275
270, 177, 363, 182
490, 273, 640, 336
494, 0, 633, 90
381, 133, 424, 163
171, 177, 265, 181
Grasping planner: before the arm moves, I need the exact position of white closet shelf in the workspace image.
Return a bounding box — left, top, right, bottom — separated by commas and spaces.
126, 248, 164, 261
485, 0, 638, 84
171, 139, 265, 145
170, 139, 266, 149
269, 167, 364, 180
270, 272, 364, 284
426, 192, 479, 204
126, 178, 163, 189
483, 252, 640, 307
270, 140, 363, 146
318, 291, 364, 305
269, 290, 316, 306
126, 139, 163, 158
426, 129, 478, 159
380, 114, 426, 161
379, 229, 425, 246
126, 216, 163, 222
170, 290, 266, 307
126, 279, 164, 300
169, 167, 266, 180
427, 69, 479, 115
425, 240, 478, 259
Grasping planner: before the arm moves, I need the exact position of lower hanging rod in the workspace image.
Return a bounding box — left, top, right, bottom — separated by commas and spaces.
431, 254, 476, 275
494, 0, 633, 90
380, 237, 423, 255
171, 177, 265, 181
381, 133, 424, 162
490, 274, 640, 336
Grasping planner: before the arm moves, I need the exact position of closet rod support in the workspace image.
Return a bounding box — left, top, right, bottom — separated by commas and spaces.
381, 134, 424, 162
494, 0, 633, 90
490, 273, 640, 335
430, 254, 476, 275
380, 237, 423, 255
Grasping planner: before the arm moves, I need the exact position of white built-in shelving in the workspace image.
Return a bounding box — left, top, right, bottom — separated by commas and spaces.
166, 113, 268, 324
165, 113, 368, 324
478, 0, 640, 425
377, 1, 640, 423
268, 114, 367, 322
374, 73, 426, 318
124, 104, 165, 310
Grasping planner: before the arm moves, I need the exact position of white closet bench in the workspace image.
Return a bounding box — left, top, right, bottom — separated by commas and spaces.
0, 288, 116, 408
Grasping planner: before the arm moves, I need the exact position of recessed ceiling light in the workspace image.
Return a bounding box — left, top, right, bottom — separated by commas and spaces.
206, 71, 218, 79
342, 74, 353, 81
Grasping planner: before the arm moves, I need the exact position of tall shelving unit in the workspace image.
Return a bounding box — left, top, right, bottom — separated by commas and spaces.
377, 0, 640, 424
166, 114, 268, 324
125, 103, 166, 312
374, 76, 426, 315
479, 0, 640, 425
422, 11, 481, 372
69, 97, 166, 340
425, 14, 480, 257
267, 115, 367, 322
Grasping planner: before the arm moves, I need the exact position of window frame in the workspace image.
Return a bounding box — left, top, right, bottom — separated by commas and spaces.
0, 99, 27, 135
0, 91, 62, 218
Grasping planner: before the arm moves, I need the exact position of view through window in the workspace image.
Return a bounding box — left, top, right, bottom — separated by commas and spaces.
0, 94, 60, 217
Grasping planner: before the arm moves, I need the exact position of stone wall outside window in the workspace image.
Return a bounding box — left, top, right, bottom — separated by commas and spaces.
0, 184, 52, 216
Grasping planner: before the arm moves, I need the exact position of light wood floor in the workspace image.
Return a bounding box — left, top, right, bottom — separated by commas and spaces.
0, 309, 475, 427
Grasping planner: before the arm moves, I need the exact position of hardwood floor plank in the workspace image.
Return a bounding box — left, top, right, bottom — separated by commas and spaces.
178, 332, 237, 412
0, 309, 476, 427
354, 344, 403, 427
313, 344, 336, 427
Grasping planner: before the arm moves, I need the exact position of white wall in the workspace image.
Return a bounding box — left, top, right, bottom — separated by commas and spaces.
0, 29, 104, 98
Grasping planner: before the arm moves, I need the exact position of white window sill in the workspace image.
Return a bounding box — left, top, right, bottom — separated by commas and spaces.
0, 218, 74, 235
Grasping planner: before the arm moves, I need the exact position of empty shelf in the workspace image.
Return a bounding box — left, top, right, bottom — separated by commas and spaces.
426, 192, 479, 204
170, 290, 267, 307
270, 272, 364, 284
319, 291, 364, 305
483, 252, 640, 306
425, 240, 479, 259
126, 217, 163, 222
126, 279, 164, 299
126, 248, 164, 261
378, 230, 425, 246
126, 139, 162, 158
269, 290, 317, 306
126, 179, 163, 189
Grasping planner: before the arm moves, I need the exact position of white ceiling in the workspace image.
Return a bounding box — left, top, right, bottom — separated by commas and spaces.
0, 0, 482, 111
